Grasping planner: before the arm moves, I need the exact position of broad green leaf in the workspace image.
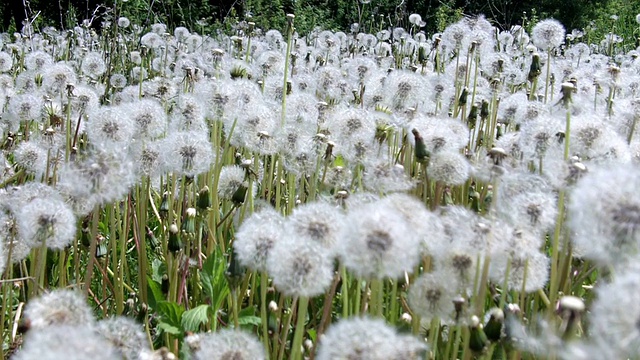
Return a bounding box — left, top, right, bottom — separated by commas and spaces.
157, 322, 182, 336
151, 258, 166, 284
156, 301, 185, 328
201, 246, 230, 312
237, 315, 261, 326
147, 277, 164, 311
181, 304, 211, 332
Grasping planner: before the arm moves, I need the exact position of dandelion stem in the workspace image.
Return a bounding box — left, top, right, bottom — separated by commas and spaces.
291, 296, 309, 360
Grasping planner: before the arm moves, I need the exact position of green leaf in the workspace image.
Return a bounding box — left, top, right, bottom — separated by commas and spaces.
156, 301, 185, 329
201, 246, 230, 313
151, 258, 166, 284
157, 322, 182, 336
147, 277, 164, 311
237, 315, 261, 326
237, 305, 260, 327
181, 304, 211, 332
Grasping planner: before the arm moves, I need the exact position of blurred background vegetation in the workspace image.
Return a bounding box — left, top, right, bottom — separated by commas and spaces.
0, 0, 639, 43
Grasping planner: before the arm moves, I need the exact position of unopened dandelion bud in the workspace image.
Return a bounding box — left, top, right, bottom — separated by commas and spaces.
468, 104, 478, 129
559, 82, 575, 108
323, 141, 335, 161
528, 53, 541, 81
469, 315, 489, 352
453, 296, 466, 322
557, 296, 585, 340
567, 161, 588, 184
418, 46, 428, 63
161, 274, 170, 294
303, 339, 313, 350
484, 185, 493, 208
484, 308, 504, 342
231, 184, 248, 205
401, 312, 412, 323
412, 129, 430, 164
269, 300, 278, 312
458, 87, 469, 107
504, 303, 524, 341
159, 192, 169, 218
225, 250, 245, 290
487, 147, 508, 165
182, 208, 197, 234
96, 236, 108, 258
81, 224, 91, 247
480, 99, 490, 120
168, 223, 182, 253
197, 186, 211, 210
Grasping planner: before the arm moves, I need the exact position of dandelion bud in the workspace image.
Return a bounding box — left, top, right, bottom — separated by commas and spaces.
484, 307, 504, 342
148, 347, 177, 360
412, 129, 430, 164
401, 312, 412, 323
458, 87, 469, 107
528, 53, 541, 81
303, 339, 313, 350
144, 226, 159, 249
182, 208, 197, 235
168, 223, 182, 253
480, 99, 490, 120
559, 82, 576, 108
231, 185, 248, 205
159, 192, 169, 219
469, 315, 489, 352
197, 186, 211, 210
453, 296, 466, 322
468, 104, 478, 129
418, 46, 427, 63
225, 250, 245, 290
557, 295, 585, 340
269, 300, 278, 312
81, 223, 91, 247
161, 274, 170, 293
487, 147, 508, 165
504, 303, 525, 341
567, 161, 588, 183
96, 236, 108, 258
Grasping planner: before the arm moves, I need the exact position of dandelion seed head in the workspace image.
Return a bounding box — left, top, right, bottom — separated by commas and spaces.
186, 329, 265, 360
316, 317, 427, 360
24, 289, 94, 330
532, 19, 565, 50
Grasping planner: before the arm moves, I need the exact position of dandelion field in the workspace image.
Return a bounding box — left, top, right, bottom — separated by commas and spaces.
1, 8, 640, 360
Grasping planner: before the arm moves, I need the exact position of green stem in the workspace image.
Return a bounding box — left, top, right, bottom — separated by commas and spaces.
291, 296, 309, 360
